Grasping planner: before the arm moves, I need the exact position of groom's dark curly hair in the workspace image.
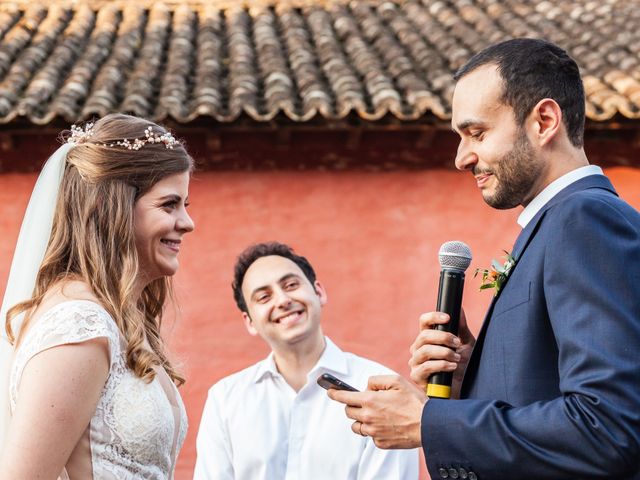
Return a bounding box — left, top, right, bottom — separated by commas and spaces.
232, 242, 317, 313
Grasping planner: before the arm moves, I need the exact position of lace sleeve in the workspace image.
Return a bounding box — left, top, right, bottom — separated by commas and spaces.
10, 300, 121, 410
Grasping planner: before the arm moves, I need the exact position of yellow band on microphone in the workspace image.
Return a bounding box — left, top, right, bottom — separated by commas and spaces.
427, 383, 451, 399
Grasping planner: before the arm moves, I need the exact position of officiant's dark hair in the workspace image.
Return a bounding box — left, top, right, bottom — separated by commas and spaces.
232, 242, 317, 312
454, 38, 585, 148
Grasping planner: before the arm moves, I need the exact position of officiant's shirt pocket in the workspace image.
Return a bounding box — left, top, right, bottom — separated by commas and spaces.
492, 282, 531, 319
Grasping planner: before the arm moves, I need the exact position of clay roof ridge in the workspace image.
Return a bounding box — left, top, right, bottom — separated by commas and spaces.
225, 7, 261, 121
278, 4, 334, 121
0, 5, 49, 120
49, 3, 119, 122
17, 4, 95, 124
306, 5, 365, 119
189, 3, 226, 122
252, 4, 298, 121
155, 4, 198, 122
120, 3, 171, 119
330, 2, 399, 120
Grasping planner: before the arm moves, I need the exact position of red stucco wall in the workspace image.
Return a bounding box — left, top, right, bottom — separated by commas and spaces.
2, 167, 639, 478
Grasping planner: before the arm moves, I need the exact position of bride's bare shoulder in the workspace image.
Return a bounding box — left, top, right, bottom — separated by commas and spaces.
56, 280, 100, 302
33, 280, 102, 319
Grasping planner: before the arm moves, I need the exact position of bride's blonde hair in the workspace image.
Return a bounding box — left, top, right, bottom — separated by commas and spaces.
5, 113, 193, 386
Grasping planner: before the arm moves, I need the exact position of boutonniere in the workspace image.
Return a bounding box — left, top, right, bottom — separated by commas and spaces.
474, 251, 516, 296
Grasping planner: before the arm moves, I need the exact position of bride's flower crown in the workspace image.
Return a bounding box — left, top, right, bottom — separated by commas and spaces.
67, 122, 178, 150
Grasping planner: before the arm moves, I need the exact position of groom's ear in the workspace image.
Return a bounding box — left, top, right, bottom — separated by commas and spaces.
242, 312, 258, 336
529, 98, 562, 148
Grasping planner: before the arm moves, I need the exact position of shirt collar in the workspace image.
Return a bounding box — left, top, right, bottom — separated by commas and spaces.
309, 337, 349, 377
517, 165, 603, 228
252, 351, 280, 383
252, 337, 349, 384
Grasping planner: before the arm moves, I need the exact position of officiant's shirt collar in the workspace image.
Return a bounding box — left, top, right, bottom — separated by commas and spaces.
517, 165, 604, 228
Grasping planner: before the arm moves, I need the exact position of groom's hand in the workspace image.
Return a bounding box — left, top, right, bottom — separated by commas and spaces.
327, 375, 426, 449
409, 310, 475, 399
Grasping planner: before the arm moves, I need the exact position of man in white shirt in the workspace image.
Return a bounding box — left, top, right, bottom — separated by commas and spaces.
193, 242, 419, 480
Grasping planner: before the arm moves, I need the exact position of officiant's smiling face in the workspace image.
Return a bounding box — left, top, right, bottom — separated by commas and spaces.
241, 255, 327, 350
452, 64, 545, 209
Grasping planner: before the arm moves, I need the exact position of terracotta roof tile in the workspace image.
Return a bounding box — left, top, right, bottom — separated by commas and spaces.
0, 0, 638, 125
121, 4, 171, 118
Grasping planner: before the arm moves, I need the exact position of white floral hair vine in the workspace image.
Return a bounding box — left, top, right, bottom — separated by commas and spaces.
67, 123, 178, 150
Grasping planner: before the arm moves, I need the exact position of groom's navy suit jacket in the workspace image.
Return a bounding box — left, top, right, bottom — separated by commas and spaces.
422, 175, 640, 479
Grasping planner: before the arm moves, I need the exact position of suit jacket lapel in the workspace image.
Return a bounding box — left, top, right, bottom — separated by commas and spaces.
460, 213, 545, 397
459, 174, 617, 397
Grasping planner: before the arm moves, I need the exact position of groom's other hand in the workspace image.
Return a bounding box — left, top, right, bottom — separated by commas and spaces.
327, 375, 426, 449
409, 310, 475, 399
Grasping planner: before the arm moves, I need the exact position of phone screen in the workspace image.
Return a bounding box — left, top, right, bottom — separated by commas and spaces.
317, 373, 359, 392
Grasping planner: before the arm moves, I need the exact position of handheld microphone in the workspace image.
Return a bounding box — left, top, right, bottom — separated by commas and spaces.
426, 241, 472, 399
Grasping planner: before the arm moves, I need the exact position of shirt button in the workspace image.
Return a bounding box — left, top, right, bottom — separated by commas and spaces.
468, 472, 477, 480
448, 468, 459, 479
459, 467, 468, 478
438, 467, 449, 478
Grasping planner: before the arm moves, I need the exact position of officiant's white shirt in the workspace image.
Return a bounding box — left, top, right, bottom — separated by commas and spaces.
193, 337, 419, 480
518, 165, 604, 228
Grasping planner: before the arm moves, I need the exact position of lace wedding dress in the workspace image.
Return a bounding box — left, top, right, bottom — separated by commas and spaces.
9, 300, 187, 479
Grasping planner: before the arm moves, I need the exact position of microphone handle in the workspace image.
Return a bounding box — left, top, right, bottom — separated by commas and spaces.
427, 269, 465, 399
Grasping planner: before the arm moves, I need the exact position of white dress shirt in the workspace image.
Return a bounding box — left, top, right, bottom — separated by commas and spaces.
517, 165, 604, 228
193, 337, 419, 480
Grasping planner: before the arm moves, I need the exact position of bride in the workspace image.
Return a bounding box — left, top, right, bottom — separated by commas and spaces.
0, 114, 195, 479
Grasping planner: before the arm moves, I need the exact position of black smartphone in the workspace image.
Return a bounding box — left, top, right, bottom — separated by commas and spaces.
317, 373, 359, 392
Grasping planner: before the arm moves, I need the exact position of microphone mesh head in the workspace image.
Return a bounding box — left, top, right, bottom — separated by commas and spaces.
438, 241, 472, 272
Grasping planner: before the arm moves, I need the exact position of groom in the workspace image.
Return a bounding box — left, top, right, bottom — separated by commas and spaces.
328, 38, 640, 479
